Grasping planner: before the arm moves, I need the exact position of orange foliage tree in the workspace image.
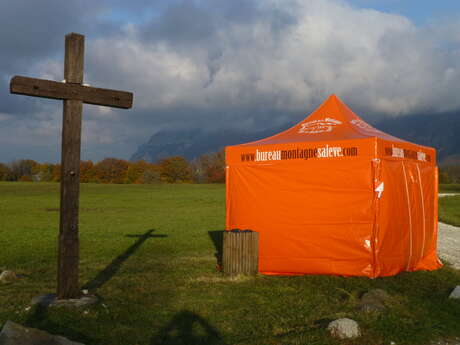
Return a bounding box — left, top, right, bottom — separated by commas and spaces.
93, 158, 129, 184
158, 156, 192, 183
192, 150, 225, 183
0, 163, 11, 181
126, 160, 160, 184
52, 164, 61, 182
80, 160, 95, 183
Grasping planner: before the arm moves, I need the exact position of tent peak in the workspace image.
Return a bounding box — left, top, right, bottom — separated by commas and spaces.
235, 94, 410, 145
327, 93, 339, 100
325, 93, 346, 107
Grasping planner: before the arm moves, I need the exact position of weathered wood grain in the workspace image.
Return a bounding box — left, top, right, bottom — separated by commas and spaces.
57, 33, 85, 299
223, 231, 259, 276
10, 76, 133, 109
65, 33, 84, 84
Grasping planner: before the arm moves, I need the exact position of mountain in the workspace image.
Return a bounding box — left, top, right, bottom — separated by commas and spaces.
375, 112, 460, 165
131, 112, 460, 165
130, 127, 284, 162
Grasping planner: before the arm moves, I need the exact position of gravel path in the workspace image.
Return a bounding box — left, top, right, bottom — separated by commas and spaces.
438, 222, 460, 270
438, 193, 459, 197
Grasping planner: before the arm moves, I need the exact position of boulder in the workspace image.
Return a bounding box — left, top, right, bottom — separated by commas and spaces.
31, 294, 98, 308
358, 288, 390, 312
0, 271, 17, 283
0, 320, 85, 345
449, 286, 460, 300
327, 318, 361, 339
31, 294, 57, 307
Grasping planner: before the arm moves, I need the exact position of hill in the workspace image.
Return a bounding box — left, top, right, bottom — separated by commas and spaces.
376, 112, 460, 166
131, 112, 460, 165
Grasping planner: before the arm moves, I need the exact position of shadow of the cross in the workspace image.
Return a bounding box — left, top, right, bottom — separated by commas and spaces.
82, 229, 167, 291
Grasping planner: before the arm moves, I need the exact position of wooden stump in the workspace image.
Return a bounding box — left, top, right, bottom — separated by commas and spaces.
223, 230, 259, 276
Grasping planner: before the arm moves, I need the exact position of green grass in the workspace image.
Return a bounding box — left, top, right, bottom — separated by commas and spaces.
439, 195, 460, 227
1, 182, 459, 345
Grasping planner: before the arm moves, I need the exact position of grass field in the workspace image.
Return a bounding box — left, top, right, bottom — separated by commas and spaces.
438, 184, 460, 226
1, 182, 459, 345
439, 196, 460, 227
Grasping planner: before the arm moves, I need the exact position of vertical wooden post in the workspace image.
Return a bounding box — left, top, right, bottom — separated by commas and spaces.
223, 230, 259, 276
57, 33, 84, 299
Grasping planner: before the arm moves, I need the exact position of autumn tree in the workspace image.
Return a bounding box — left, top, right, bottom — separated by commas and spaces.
52, 164, 61, 182
94, 158, 129, 184
8, 159, 38, 181
0, 163, 11, 181
444, 165, 460, 184
126, 160, 148, 184
158, 156, 192, 183
439, 169, 450, 184
142, 167, 161, 184
125, 160, 161, 184
192, 150, 225, 183
80, 160, 95, 183
33, 163, 55, 182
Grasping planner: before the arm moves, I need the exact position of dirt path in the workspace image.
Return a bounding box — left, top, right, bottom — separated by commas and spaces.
438, 222, 460, 270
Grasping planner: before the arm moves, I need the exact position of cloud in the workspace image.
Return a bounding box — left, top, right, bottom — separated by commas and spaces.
1, 0, 459, 162
87, 0, 460, 117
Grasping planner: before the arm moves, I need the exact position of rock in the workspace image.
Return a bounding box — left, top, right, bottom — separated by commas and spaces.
358, 288, 390, 312
31, 294, 99, 308
52, 296, 99, 308
327, 318, 361, 339
0, 271, 18, 283
0, 320, 85, 345
449, 286, 460, 299
31, 294, 57, 307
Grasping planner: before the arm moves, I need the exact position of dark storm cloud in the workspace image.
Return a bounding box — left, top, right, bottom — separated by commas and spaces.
0, 1, 105, 71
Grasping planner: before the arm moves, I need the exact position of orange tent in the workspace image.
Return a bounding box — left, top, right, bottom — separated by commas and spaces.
225, 94, 442, 277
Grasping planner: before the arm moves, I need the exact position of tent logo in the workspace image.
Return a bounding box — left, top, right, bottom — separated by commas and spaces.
298, 118, 342, 134
350, 119, 379, 132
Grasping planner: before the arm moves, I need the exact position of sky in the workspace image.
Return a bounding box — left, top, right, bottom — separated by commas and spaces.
1, 0, 460, 163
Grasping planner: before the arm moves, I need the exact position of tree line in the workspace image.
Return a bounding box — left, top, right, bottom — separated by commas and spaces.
439, 165, 460, 184
2, 153, 459, 185
0, 151, 225, 184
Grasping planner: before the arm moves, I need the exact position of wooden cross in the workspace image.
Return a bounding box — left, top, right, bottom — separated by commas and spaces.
10, 33, 133, 299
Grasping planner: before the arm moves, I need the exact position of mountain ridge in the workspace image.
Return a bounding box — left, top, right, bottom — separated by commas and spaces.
131, 112, 460, 165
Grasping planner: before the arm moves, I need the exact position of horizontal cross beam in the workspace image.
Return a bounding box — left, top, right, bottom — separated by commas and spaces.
10, 75, 133, 109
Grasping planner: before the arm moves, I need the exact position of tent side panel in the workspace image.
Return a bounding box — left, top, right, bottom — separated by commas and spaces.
375, 159, 441, 276
371, 160, 410, 276
226, 158, 375, 276
413, 166, 442, 271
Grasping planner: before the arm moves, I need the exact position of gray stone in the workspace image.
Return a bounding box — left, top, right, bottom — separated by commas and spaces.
31, 294, 99, 308
449, 286, 460, 300
52, 296, 99, 308
0, 320, 85, 345
358, 288, 390, 313
0, 271, 17, 283
327, 318, 361, 339
31, 294, 57, 307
